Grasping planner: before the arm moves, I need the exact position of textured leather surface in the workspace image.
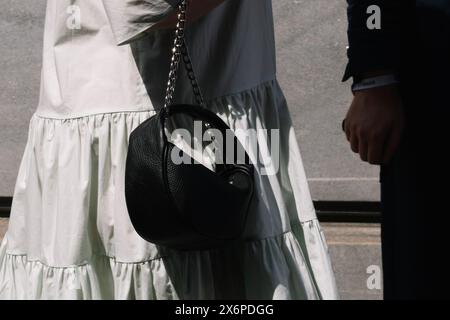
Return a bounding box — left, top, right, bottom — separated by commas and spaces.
125, 104, 254, 251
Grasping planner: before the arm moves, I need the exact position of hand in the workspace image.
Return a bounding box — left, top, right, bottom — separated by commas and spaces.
343, 85, 405, 165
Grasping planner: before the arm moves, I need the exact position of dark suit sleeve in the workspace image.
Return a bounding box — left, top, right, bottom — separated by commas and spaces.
343, 0, 412, 81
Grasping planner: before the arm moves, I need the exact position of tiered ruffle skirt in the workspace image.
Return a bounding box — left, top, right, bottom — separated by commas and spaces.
0, 80, 338, 299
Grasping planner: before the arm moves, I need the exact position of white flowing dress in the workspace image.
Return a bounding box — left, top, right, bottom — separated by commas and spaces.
0, 0, 338, 299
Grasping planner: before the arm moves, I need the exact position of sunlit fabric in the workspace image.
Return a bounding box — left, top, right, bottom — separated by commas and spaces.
0, 0, 338, 299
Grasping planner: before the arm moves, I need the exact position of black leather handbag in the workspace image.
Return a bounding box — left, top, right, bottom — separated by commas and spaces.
124, 0, 254, 251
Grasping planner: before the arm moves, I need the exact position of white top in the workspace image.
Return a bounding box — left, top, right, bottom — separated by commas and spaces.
36, 0, 277, 118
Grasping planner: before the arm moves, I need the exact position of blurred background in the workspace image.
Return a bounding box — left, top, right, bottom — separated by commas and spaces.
0, 0, 382, 299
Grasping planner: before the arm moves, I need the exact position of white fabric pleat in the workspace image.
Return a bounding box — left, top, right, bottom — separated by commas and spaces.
0, 80, 338, 300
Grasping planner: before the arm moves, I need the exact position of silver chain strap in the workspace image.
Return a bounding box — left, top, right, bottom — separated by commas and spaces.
164, 0, 205, 108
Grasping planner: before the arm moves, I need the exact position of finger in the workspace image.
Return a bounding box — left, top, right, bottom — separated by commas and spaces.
344, 120, 351, 142
382, 127, 402, 164
359, 138, 368, 162
367, 135, 384, 165
350, 130, 359, 154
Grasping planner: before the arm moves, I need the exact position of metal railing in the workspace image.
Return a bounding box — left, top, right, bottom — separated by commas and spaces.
314, 201, 380, 223
0, 196, 381, 223
0, 197, 11, 218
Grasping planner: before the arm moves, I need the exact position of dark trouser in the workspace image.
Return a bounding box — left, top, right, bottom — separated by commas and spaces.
370, 1, 450, 299
380, 124, 449, 299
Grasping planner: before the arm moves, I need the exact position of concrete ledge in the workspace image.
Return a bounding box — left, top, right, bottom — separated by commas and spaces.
324, 223, 382, 300
309, 179, 380, 202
